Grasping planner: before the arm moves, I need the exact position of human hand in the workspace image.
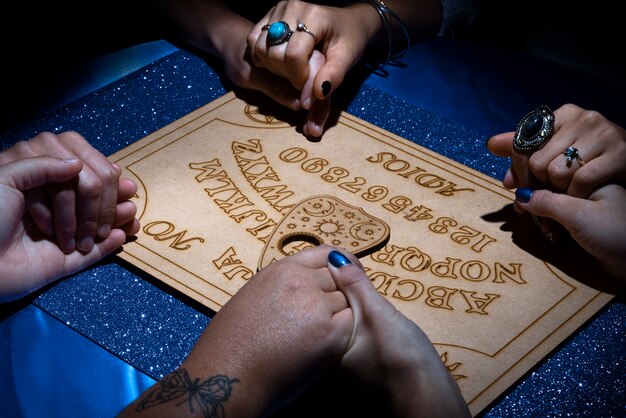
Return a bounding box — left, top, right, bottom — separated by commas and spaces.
249, 1, 378, 93
326, 250, 470, 417
0, 131, 138, 253
129, 245, 353, 417
214, 16, 308, 112
514, 184, 626, 283
205, 10, 331, 137
0, 154, 139, 303
487, 104, 626, 198
248, 0, 381, 137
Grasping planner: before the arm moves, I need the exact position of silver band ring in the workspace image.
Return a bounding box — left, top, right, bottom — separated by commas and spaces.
513, 105, 555, 154
297, 22, 316, 40
563, 146, 585, 166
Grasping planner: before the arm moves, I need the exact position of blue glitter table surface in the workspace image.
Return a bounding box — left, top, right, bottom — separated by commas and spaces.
1, 38, 625, 417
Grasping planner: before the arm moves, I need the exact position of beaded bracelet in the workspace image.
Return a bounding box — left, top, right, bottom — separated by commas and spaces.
362, 0, 411, 70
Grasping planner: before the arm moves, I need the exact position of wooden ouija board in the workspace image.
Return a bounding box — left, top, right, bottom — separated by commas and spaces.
110, 91, 616, 415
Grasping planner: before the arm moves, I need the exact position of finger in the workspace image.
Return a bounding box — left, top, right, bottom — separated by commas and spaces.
57, 132, 121, 241
63, 229, 128, 276
303, 97, 331, 138
514, 188, 587, 234
300, 50, 326, 110
567, 159, 609, 198
24, 188, 55, 236
326, 249, 391, 338
117, 177, 138, 202
283, 244, 335, 269
503, 167, 519, 190
48, 181, 78, 254
283, 25, 316, 89
252, 10, 290, 72
248, 66, 304, 110
117, 218, 141, 236
312, 41, 361, 101
20, 131, 111, 252
113, 200, 138, 229
0, 156, 83, 190
485, 132, 515, 157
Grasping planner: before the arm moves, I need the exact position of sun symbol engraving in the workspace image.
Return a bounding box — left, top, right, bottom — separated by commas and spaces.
244, 104, 287, 125
287, 223, 297, 230
314, 219, 345, 237
344, 211, 356, 219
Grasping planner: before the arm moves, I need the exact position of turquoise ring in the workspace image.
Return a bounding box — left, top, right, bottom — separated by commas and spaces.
266, 21, 293, 46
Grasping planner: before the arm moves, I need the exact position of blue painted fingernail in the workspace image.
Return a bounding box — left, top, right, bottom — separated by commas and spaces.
329, 250, 351, 268
515, 188, 533, 203
322, 81, 332, 97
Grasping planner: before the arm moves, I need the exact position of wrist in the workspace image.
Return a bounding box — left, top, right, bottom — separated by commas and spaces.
346, 0, 411, 69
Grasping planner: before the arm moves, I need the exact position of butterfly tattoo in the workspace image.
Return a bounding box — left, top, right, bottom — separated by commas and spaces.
136, 368, 240, 418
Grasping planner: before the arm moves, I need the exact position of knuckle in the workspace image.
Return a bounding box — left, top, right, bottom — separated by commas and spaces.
78, 175, 103, 199
546, 161, 569, 184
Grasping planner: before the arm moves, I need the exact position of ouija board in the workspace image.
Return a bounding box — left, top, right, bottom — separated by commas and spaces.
109, 91, 616, 416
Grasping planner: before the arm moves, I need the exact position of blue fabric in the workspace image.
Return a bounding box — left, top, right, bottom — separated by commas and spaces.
0, 304, 155, 418
1, 37, 625, 417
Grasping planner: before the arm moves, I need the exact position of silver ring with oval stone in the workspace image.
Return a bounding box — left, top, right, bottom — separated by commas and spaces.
513, 105, 555, 154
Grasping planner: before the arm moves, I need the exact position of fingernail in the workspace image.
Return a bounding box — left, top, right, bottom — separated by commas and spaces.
329, 250, 351, 268
98, 223, 111, 238
78, 236, 94, 252
322, 81, 332, 97
63, 238, 76, 253
63, 158, 80, 164
515, 188, 533, 203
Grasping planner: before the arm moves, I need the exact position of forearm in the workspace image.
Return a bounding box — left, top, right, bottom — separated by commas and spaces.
155, 0, 252, 59
342, 0, 442, 68
117, 329, 271, 417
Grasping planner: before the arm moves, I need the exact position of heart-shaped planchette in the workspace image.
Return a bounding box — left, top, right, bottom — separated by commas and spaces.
258, 195, 390, 270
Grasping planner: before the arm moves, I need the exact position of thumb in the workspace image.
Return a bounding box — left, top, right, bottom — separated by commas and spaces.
514, 188, 586, 233
327, 249, 393, 321
328, 249, 372, 292
0, 156, 83, 191
312, 46, 360, 100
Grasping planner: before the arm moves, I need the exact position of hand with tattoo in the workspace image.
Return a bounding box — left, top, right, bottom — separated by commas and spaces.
117, 244, 353, 418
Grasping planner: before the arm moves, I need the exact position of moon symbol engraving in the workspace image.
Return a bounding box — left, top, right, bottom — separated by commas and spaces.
303, 200, 335, 217
350, 221, 378, 241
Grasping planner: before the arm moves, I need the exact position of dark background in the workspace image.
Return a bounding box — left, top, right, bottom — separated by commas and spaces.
1, 0, 624, 133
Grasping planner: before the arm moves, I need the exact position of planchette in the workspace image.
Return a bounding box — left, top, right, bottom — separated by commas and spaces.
257, 194, 390, 270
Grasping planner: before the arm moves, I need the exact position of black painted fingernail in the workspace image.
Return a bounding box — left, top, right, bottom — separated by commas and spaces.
329, 250, 351, 268
322, 81, 332, 97
515, 188, 533, 203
